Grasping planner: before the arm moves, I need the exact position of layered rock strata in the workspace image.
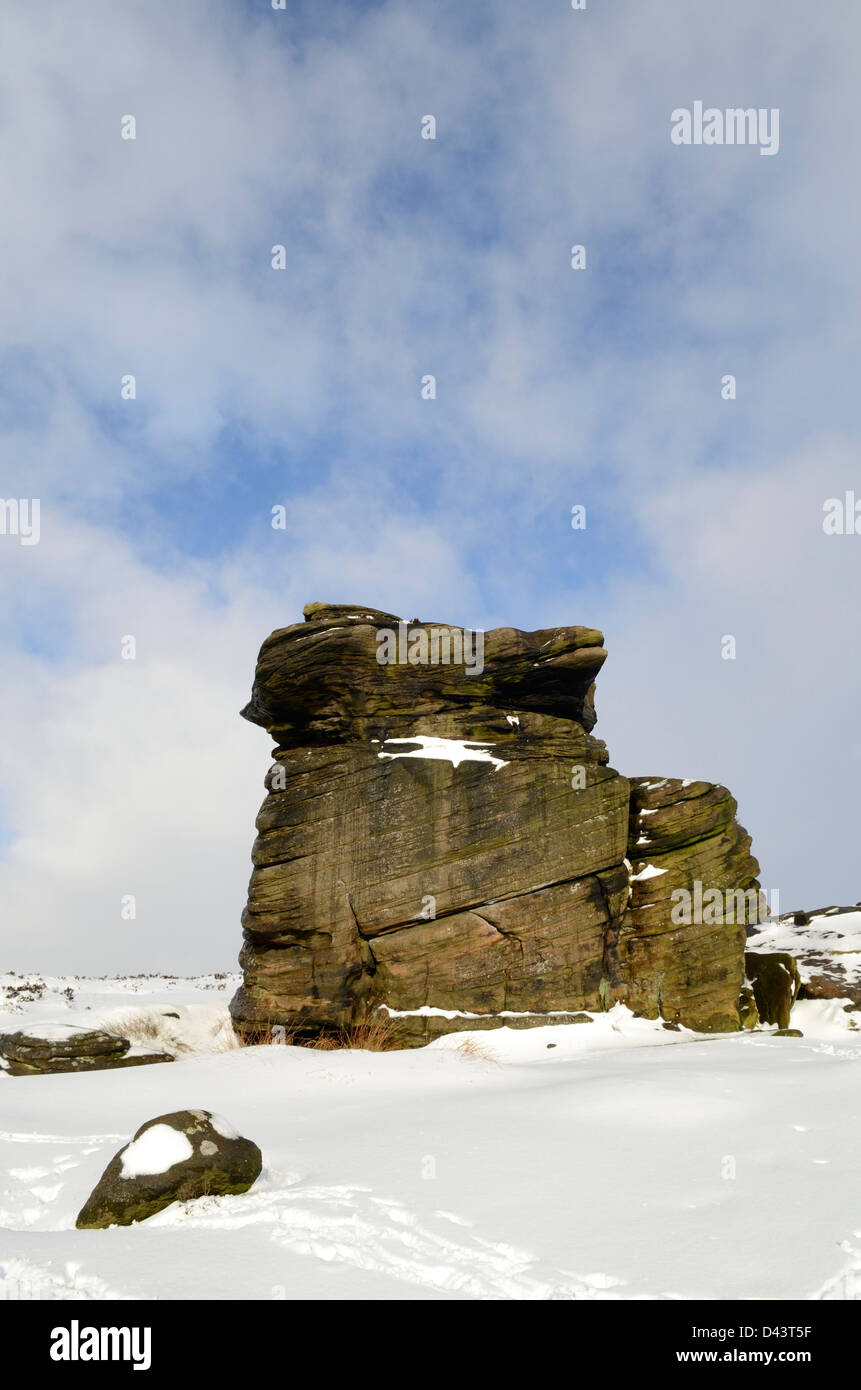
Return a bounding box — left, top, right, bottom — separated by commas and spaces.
230, 604, 767, 1043
0, 1025, 173, 1076
621, 778, 764, 1033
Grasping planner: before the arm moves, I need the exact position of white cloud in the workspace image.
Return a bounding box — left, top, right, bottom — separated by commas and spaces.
0, 496, 483, 971
597, 436, 861, 908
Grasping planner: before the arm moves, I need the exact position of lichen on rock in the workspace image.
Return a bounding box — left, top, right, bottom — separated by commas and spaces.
75, 1110, 262, 1230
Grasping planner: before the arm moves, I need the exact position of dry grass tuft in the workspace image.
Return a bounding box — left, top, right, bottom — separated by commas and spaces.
451, 1034, 499, 1064
96, 1005, 242, 1056
239, 1011, 406, 1052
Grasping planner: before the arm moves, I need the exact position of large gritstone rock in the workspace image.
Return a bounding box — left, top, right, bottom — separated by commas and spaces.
0, 1024, 173, 1077
232, 605, 629, 1045
230, 604, 767, 1043
76, 1110, 262, 1229
239, 604, 608, 744
619, 778, 765, 1032
744, 951, 801, 1030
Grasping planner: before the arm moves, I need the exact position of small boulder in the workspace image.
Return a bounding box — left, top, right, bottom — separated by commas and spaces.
75, 1109, 262, 1229
744, 951, 800, 1031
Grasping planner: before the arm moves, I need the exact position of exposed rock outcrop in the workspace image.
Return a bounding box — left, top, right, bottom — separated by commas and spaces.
230, 604, 767, 1043
76, 1110, 261, 1229
0, 1025, 173, 1076
743, 951, 801, 1030
621, 778, 763, 1033
747, 907, 861, 1011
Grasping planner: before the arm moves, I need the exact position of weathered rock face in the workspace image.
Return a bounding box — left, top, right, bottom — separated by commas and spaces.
239, 602, 608, 745
230, 604, 766, 1043
76, 1110, 261, 1229
620, 778, 764, 1033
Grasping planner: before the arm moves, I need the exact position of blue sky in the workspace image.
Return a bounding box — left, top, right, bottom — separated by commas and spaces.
1, 0, 860, 970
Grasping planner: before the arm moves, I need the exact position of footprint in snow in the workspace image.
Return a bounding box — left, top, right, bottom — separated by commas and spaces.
156, 1179, 627, 1301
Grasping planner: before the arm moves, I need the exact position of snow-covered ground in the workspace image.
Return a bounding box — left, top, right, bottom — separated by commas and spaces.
1, 975, 859, 1301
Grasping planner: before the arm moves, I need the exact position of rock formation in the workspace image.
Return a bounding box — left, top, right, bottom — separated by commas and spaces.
230, 603, 767, 1044
0, 1024, 173, 1076
622, 777, 763, 1032
743, 952, 801, 1030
